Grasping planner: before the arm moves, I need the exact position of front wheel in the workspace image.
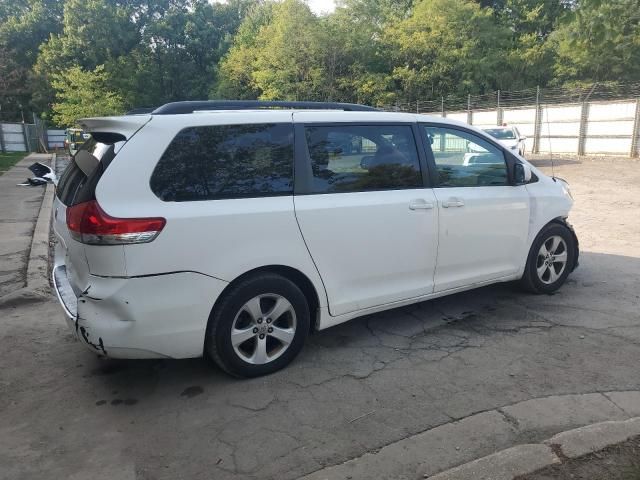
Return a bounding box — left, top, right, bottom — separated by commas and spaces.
520, 223, 577, 294
206, 273, 310, 377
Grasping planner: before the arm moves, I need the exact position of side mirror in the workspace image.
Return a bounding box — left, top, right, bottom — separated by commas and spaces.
521, 136, 527, 141
514, 162, 532, 184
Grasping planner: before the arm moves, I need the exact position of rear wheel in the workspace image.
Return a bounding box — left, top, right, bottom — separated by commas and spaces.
520, 223, 576, 294
206, 273, 309, 377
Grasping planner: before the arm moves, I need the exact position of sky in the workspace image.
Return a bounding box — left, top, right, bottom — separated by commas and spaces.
212, 0, 336, 15
307, 0, 336, 14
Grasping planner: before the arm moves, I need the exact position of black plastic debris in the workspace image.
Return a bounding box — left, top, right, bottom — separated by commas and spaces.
17, 162, 57, 187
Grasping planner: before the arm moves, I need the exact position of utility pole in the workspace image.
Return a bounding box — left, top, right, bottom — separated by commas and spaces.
577, 83, 596, 156
533, 86, 542, 154
631, 97, 640, 158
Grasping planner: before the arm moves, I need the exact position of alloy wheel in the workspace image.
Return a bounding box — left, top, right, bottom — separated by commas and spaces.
230, 294, 297, 364
536, 235, 568, 284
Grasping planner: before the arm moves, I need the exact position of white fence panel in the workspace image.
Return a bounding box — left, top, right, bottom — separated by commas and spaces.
1, 123, 26, 151
589, 101, 636, 121
587, 120, 634, 136
446, 112, 467, 123
585, 137, 632, 154
472, 110, 497, 126
503, 107, 536, 124
543, 105, 582, 122
544, 121, 581, 137
47, 129, 66, 149
539, 137, 579, 154
422, 98, 640, 157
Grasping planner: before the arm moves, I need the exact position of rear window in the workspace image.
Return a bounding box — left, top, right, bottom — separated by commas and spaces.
483, 128, 516, 140
150, 123, 294, 202
56, 139, 120, 206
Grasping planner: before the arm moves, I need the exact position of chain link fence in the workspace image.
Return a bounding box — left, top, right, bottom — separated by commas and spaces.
0, 117, 65, 154
381, 82, 640, 158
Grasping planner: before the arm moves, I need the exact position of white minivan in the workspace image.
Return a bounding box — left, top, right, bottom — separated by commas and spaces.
53, 101, 578, 377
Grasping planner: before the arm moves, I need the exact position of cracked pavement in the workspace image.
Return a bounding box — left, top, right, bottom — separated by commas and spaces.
1, 157, 640, 480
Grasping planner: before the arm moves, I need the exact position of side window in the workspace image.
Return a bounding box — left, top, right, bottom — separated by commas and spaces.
305, 125, 422, 194
150, 123, 294, 201
422, 126, 508, 187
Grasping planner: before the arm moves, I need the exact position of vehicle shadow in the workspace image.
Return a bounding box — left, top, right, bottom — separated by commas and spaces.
84, 250, 640, 394
63, 250, 640, 480
528, 157, 582, 167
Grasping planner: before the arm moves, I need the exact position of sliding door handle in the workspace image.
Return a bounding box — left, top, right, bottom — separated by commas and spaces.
442, 198, 465, 208
409, 199, 434, 210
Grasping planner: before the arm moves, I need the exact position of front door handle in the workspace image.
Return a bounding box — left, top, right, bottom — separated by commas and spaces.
409, 199, 434, 210
442, 198, 465, 208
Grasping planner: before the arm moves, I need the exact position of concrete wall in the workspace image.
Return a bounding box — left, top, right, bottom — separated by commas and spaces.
0, 123, 66, 152
0, 123, 27, 152
433, 99, 640, 157
47, 129, 66, 149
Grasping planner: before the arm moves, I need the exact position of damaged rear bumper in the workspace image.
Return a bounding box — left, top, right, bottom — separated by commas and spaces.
52, 266, 228, 359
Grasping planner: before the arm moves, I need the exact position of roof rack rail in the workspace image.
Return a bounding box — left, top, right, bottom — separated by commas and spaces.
125, 107, 156, 115
151, 100, 378, 115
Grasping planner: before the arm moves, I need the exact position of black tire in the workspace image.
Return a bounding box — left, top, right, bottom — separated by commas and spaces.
206, 273, 310, 378
520, 222, 577, 294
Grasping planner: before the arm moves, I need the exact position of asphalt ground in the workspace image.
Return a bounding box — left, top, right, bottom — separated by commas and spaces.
1, 155, 639, 480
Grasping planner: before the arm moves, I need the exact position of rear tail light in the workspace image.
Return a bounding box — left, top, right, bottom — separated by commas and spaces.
66, 200, 165, 245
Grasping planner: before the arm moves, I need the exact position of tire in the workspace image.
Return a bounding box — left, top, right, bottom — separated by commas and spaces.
206, 273, 310, 377
520, 222, 577, 294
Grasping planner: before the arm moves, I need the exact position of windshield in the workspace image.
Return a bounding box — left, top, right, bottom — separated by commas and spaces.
483, 128, 516, 140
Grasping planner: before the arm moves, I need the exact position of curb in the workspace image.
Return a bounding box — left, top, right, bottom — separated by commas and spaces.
25, 153, 56, 292
429, 417, 640, 480
299, 391, 640, 480
0, 153, 55, 308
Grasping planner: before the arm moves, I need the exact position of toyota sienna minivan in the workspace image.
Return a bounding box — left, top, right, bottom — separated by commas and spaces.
53, 101, 578, 377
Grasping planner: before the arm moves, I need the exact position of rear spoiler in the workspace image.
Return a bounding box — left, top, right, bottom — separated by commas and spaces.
77, 115, 152, 141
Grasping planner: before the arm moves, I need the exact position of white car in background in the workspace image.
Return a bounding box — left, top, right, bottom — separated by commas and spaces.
483, 126, 527, 156
52, 101, 578, 377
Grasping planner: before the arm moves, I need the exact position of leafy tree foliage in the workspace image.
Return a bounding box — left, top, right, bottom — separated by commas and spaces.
552, 0, 640, 83
50, 65, 124, 125
0, 0, 637, 124
386, 0, 512, 100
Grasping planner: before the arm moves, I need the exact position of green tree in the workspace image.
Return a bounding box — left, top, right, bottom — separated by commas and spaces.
217, 0, 327, 101
32, 0, 137, 117
553, 0, 640, 84
251, 0, 326, 100
216, 1, 275, 99
51, 65, 124, 125
318, 1, 398, 104
479, 0, 572, 87
0, 0, 63, 66
0, 46, 30, 120
386, 0, 512, 102
0, 0, 63, 119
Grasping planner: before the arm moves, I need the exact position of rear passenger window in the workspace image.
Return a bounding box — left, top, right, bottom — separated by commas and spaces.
304, 125, 422, 194
151, 124, 294, 202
